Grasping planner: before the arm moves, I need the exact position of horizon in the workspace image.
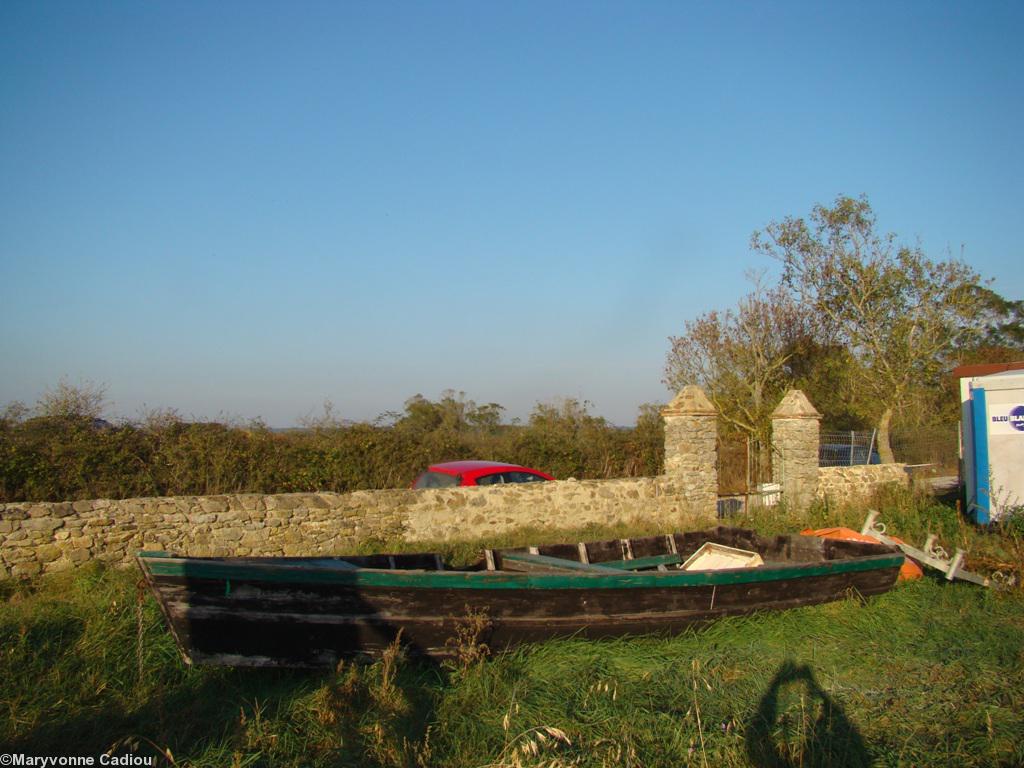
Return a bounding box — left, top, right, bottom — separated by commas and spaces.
3, 381, 659, 429
2, 2, 1022, 427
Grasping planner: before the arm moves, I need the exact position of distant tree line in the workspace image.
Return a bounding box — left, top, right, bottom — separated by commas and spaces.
665, 195, 1024, 462
0, 386, 664, 503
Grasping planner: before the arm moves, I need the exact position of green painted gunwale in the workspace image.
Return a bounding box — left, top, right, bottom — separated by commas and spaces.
138, 551, 905, 590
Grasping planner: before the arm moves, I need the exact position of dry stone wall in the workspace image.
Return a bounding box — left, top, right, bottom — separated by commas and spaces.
816, 464, 909, 506
0, 386, 916, 578
0, 477, 713, 578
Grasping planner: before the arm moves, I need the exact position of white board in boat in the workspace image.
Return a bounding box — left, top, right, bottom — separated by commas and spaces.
681, 543, 764, 571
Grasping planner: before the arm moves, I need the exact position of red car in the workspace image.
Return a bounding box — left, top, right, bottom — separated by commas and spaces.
411, 461, 555, 489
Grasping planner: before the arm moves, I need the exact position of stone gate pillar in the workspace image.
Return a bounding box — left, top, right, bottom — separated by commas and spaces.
661, 386, 718, 516
771, 390, 822, 511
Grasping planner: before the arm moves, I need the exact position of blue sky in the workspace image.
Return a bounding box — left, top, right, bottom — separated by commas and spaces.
2, 1, 1021, 426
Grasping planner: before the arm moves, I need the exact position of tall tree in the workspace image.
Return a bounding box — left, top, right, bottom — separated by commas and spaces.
752, 195, 984, 461
664, 279, 816, 443
968, 285, 1024, 356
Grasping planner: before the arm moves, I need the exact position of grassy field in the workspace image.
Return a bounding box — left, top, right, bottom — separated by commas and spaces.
2, 490, 1023, 767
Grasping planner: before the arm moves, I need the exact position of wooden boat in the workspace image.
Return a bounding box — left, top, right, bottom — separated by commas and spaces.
137, 526, 904, 667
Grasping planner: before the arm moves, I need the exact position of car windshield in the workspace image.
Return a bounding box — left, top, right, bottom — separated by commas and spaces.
413, 471, 460, 489
476, 471, 547, 485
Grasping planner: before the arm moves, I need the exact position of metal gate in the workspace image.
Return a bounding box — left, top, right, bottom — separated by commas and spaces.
716, 437, 782, 517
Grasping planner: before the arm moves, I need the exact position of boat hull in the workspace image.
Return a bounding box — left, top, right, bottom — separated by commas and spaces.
138, 529, 904, 667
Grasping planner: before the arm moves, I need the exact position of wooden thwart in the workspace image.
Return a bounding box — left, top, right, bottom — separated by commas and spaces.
577, 542, 590, 564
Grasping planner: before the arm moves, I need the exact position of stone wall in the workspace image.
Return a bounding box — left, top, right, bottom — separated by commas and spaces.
816, 464, 909, 506
0, 477, 711, 578
0, 386, 915, 577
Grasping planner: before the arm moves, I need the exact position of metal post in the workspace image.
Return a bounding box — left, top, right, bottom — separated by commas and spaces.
746, 437, 751, 492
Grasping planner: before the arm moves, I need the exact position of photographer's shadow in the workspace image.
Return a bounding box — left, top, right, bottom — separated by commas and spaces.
745, 660, 870, 768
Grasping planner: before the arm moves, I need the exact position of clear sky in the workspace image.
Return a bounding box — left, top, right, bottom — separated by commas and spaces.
1, 1, 1021, 426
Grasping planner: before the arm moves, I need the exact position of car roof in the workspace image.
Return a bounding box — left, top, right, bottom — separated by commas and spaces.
427, 460, 532, 474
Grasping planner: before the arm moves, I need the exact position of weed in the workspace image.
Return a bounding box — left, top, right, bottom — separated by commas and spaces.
444, 607, 493, 674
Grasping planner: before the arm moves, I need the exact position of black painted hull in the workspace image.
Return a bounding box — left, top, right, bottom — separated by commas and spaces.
138, 527, 903, 667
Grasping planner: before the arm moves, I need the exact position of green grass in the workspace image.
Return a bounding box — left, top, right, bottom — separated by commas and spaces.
2, 492, 1023, 767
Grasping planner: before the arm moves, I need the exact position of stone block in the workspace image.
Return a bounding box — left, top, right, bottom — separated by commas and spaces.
240, 531, 266, 548
189, 513, 217, 524
44, 559, 74, 574
200, 498, 229, 514
237, 494, 263, 511
274, 495, 304, 511
12, 561, 42, 577
22, 517, 63, 533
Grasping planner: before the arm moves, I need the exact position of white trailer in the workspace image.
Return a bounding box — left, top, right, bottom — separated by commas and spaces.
958, 365, 1024, 523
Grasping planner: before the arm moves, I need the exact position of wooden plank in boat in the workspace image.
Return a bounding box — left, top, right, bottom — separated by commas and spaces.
499, 551, 623, 574
599, 553, 682, 571
628, 535, 675, 558
583, 539, 626, 564
536, 543, 584, 562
